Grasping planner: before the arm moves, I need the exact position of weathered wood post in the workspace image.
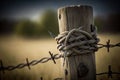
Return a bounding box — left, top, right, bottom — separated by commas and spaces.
57, 5, 96, 80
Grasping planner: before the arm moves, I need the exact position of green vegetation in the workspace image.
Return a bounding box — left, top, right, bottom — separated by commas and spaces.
15, 19, 37, 37
40, 10, 59, 36
15, 10, 59, 38
1, 10, 119, 37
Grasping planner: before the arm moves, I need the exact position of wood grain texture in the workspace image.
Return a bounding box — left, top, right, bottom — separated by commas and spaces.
58, 5, 96, 80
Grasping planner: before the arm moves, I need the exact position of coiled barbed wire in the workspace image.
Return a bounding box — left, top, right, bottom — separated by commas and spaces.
55, 25, 99, 57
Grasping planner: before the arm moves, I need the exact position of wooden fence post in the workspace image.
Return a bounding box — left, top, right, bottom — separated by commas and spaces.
57, 5, 96, 80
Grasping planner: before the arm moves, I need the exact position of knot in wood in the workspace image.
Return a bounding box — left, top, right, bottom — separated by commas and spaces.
77, 63, 89, 78
55, 25, 99, 56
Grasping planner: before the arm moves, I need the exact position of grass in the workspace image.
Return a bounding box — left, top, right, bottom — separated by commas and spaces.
0, 34, 120, 80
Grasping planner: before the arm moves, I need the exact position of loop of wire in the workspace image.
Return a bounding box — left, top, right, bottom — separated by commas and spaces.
55, 25, 99, 57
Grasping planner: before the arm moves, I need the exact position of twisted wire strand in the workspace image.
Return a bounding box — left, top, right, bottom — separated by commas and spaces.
96, 65, 120, 78
55, 25, 99, 57
0, 52, 62, 73
97, 40, 120, 52
98, 42, 120, 48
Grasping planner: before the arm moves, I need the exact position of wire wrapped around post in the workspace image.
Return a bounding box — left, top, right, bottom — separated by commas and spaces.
55, 25, 99, 57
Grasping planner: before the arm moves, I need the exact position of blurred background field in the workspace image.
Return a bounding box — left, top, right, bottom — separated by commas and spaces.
0, 0, 120, 80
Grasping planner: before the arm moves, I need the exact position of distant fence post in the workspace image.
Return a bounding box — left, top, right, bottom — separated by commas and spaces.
57, 5, 96, 80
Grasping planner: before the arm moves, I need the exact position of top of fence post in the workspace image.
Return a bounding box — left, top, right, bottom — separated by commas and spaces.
57, 5, 96, 80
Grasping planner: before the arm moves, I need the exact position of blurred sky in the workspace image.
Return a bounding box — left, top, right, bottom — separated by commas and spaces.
0, 0, 120, 21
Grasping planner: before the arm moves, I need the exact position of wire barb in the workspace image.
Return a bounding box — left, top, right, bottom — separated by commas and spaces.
49, 51, 56, 64
0, 52, 62, 73
98, 39, 120, 52
26, 58, 31, 70
96, 65, 120, 78
48, 30, 56, 38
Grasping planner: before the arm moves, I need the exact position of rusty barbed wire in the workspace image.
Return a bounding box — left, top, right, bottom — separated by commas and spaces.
0, 51, 63, 74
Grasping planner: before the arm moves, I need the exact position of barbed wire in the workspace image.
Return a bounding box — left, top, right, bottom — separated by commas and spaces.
97, 39, 120, 52
0, 51, 63, 74
96, 65, 120, 78
0, 39, 120, 77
